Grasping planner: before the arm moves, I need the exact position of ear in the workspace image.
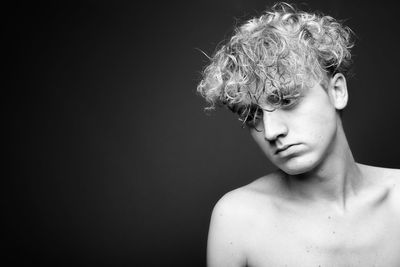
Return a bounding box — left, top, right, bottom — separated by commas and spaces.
328, 73, 348, 110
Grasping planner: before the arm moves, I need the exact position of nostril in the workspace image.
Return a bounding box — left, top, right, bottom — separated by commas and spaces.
264, 131, 286, 142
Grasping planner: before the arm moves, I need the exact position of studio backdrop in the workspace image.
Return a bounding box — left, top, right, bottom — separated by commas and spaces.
5, 0, 400, 265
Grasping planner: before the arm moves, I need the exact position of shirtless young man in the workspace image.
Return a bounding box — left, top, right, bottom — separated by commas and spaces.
197, 3, 400, 267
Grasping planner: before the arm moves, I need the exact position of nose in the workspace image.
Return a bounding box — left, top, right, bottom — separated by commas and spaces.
262, 110, 288, 141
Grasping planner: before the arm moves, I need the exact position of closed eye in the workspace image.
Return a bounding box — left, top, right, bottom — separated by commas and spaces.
280, 96, 301, 109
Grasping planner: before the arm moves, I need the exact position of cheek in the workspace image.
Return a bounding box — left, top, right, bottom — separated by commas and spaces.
299, 104, 337, 139
301, 113, 338, 155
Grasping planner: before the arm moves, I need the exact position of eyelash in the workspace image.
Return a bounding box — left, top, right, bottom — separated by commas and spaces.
237, 106, 263, 128
280, 97, 298, 109
233, 94, 301, 128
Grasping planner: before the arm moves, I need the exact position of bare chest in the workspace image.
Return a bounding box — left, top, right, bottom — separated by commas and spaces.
245, 206, 400, 267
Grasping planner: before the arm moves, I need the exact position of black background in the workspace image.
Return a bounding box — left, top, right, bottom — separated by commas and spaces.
5, 0, 400, 265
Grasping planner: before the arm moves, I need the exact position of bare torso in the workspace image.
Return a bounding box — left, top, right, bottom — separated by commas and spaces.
207, 165, 400, 267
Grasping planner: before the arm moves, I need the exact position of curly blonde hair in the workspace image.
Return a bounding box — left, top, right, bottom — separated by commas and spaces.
197, 2, 354, 126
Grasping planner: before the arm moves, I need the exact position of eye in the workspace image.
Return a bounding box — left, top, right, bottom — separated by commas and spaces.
281, 98, 294, 106
266, 94, 280, 105
280, 96, 300, 109
233, 105, 263, 129
244, 106, 263, 128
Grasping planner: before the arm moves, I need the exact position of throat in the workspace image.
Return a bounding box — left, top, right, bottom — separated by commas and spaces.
283, 153, 363, 210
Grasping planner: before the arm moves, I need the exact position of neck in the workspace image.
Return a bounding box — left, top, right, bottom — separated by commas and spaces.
284, 124, 363, 211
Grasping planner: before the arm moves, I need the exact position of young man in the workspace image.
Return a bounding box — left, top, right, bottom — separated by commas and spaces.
197, 3, 400, 267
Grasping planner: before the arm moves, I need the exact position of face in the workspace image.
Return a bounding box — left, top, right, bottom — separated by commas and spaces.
248, 81, 340, 175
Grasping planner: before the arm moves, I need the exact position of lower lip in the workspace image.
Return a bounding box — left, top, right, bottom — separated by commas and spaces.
276, 145, 300, 157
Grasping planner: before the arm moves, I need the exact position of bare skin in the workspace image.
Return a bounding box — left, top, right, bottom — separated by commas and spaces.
207, 166, 400, 267
207, 75, 400, 266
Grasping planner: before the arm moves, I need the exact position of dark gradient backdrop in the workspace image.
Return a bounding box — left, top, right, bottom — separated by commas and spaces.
5, 0, 400, 265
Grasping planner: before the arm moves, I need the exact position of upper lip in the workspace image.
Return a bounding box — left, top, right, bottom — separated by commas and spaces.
275, 144, 295, 154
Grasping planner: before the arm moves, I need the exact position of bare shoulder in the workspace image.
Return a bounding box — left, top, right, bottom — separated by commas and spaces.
358, 163, 400, 211
378, 166, 400, 215
207, 171, 283, 267
211, 170, 284, 220
378, 166, 400, 201
358, 163, 400, 187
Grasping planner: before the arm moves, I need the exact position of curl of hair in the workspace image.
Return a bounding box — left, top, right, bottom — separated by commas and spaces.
197, 2, 354, 110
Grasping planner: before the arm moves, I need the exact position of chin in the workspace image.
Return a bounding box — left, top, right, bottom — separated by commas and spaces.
275, 154, 320, 176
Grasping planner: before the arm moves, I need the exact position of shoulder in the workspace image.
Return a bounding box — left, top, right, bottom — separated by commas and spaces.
380, 167, 400, 202
207, 172, 283, 267
380, 167, 400, 216
358, 163, 400, 185
211, 171, 284, 222
358, 163, 400, 211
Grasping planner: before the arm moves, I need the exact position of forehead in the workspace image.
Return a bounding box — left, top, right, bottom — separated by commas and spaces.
260, 79, 329, 108
241, 55, 331, 103
245, 78, 315, 106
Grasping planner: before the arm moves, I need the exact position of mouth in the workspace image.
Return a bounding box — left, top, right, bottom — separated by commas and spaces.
275, 144, 296, 155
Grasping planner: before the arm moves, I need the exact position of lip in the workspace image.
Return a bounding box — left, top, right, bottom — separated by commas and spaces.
275, 144, 297, 155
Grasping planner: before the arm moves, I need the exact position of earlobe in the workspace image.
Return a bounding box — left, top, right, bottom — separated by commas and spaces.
329, 73, 348, 110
